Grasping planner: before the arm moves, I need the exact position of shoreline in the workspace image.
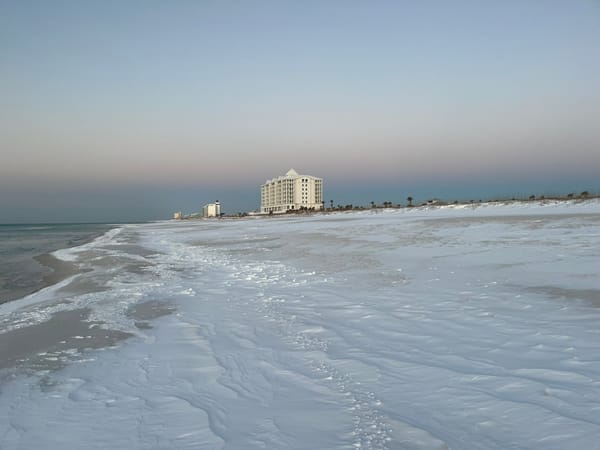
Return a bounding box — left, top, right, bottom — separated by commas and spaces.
0, 255, 83, 306
35, 253, 83, 287
175, 197, 600, 221
0, 227, 115, 306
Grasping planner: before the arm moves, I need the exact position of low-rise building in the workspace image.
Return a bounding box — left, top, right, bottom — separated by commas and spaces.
260, 169, 323, 214
173, 211, 184, 220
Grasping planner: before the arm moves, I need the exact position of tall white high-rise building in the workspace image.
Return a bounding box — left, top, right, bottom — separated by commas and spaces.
260, 169, 323, 214
203, 201, 221, 218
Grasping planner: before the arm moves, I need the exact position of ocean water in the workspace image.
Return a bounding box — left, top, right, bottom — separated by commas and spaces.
1, 200, 600, 449
0, 223, 117, 304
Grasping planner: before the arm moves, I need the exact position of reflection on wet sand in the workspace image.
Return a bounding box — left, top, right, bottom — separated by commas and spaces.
0, 308, 132, 373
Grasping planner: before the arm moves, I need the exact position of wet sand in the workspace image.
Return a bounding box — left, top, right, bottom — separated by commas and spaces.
0, 308, 133, 372
127, 300, 177, 330
0, 226, 113, 306
0, 254, 83, 306
35, 253, 83, 286
0, 300, 177, 376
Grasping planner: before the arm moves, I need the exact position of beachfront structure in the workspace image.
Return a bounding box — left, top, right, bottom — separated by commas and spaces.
261, 169, 323, 214
203, 201, 221, 218
173, 211, 183, 220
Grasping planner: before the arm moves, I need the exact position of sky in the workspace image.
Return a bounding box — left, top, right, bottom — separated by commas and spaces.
1, 0, 599, 222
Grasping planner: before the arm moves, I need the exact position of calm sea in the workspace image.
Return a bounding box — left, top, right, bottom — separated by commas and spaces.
0, 223, 117, 304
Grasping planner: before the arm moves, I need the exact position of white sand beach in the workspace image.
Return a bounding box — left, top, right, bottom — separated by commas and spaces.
1, 199, 600, 449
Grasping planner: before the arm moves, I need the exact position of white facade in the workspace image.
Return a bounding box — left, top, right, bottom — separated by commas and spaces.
203, 201, 221, 218
173, 211, 183, 220
261, 169, 323, 214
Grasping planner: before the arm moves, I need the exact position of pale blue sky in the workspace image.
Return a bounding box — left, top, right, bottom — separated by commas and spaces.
1, 1, 599, 222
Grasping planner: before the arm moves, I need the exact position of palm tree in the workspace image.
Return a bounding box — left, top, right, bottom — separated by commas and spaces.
370, 201, 376, 209
330, 200, 334, 210
407, 196, 413, 207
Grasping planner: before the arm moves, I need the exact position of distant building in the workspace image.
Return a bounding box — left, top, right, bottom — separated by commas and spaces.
173, 211, 183, 220
203, 201, 221, 218
261, 169, 323, 214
